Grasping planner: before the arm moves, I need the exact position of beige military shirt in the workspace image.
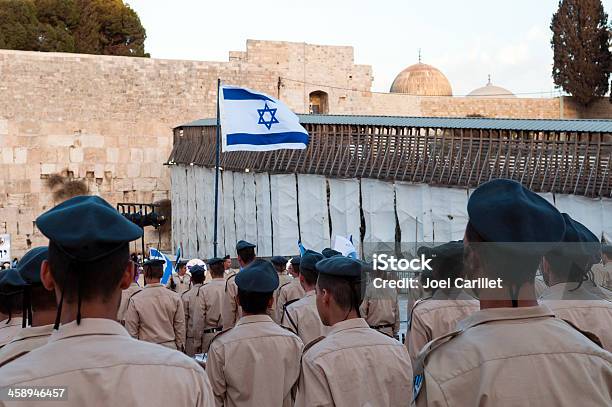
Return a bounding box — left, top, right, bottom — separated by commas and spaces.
166, 271, 192, 295
0, 324, 53, 367
295, 318, 412, 407
195, 279, 225, 354
539, 282, 612, 351
207, 314, 303, 407
275, 279, 306, 323
272, 274, 294, 322
0, 317, 23, 348
591, 262, 612, 290
124, 283, 186, 350
534, 273, 548, 298
0, 318, 214, 406
281, 290, 328, 345
221, 274, 240, 330
407, 289, 479, 363
182, 282, 204, 356
583, 279, 612, 300
359, 285, 401, 338
415, 305, 612, 406
116, 282, 142, 324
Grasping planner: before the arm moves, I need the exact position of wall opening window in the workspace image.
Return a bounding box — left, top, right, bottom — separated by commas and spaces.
309, 90, 329, 114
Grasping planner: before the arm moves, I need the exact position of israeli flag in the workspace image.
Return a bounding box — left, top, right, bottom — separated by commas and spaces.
149, 247, 174, 285
220, 85, 309, 152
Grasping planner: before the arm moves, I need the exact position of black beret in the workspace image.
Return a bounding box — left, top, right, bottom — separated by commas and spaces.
270, 256, 287, 266
315, 256, 362, 279
190, 265, 206, 278
17, 246, 48, 285
467, 179, 565, 244
431, 241, 463, 260
36, 195, 143, 261
321, 248, 341, 258
301, 250, 324, 272
0, 268, 27, 292
236, 240, 256, 251
290, 256, 301, 265
207, 257, 223, 266
176, 259, 188, 266
555, 214, 599, 258
235, 259, 279, 292
223, 255, 231, 260
143, 259, 165, 268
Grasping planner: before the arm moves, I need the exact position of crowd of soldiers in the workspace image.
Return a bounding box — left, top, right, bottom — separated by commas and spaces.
0, 178, 611, 406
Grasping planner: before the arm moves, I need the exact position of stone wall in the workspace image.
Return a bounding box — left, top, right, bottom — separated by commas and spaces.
0, 40, 610, 257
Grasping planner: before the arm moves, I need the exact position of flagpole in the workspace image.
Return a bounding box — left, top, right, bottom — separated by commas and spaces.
213, 78, 221, 258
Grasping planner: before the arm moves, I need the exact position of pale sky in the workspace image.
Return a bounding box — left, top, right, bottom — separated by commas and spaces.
128, 0, 611, 97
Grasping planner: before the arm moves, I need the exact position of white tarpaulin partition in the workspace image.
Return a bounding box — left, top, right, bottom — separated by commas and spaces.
328, 178, 361, 254
198, 167, 217, 258
233, 172, 258, 245
174, 167, 189, 254
554, 194, 606, 240
361, 178, 395, 248
170, 166, 180, 252
395, 183, 432, 243
297, 175, 329, 251
601, 199, 612, 242
222, 171, 237, 256
255, 173, 273, 257
270, 174, 299, 256
431, 187, 469, 242
186, 168, 198, 258
193, 166, 206, 258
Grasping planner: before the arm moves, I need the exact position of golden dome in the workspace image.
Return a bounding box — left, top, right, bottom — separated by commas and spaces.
467, 78, 515, 98
390, 63, 452, 96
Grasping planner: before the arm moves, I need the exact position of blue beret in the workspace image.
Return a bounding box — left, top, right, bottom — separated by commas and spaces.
36, 195, 143, 261
555, 214, 599, 260
467, 179, 565, 244
176, 259, 188, 266
16, 246, 48, 285
290, 256, 301, 265
270, 256, 287, 266
190, 265, 206, 278
431, 241, 463, 260
143, 259, 165, 268
223, 255, 231, 260
0, 268, 27, 292
207, 257, 223, 266
236, 240, 256, 251
315, 256, 362, 279
301, 250, 324, 272
322, 248, 341, 258
235, 259, 279, 292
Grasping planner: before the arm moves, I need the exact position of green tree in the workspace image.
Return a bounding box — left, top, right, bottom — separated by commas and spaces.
34, 0, 79, 52
551, 0, 611, 105
74, 0, 148, 57
0, 0, 39, 50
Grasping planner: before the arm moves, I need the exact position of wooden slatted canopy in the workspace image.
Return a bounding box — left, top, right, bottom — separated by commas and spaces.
168, 115, 612, 198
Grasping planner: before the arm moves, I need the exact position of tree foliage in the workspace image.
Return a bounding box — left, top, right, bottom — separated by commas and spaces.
551, 0, 611, 105
0, 0, 148, 56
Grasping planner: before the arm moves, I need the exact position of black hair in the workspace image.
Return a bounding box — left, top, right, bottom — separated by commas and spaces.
317, 274, 362, 313
237, 288, 272, 314
48, 241, 130, 303
431, 253, 464, 281
191, 273, 205, 285
291, 263, 301, 275
144, 264, 164, 280
300, 268, 318, 286
272, 263, 285, 274
237, 247, 256, 265
210, 263, 225, 278
0, 292, 23, 319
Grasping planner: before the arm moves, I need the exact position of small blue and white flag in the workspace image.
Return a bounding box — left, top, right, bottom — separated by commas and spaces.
149, 247, 175, 285
220, 85, 309, 152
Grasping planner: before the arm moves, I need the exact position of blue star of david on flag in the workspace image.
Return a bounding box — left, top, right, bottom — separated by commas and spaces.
257, 103, 279, 130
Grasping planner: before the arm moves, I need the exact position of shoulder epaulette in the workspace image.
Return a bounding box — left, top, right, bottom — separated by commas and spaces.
278, 281, 292, 291
283, 298, 300, 309
224, 274, 236, 292
302, 336, 325, 355
407, 296, 432, 331
413, 329, 462, 376
208, 327, 230, 348
561, 318, 604, 348
196, 282, 209, 297
128, 288, 143, 301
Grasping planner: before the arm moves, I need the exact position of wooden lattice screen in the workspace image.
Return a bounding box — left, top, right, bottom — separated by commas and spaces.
168, 124, 612, 197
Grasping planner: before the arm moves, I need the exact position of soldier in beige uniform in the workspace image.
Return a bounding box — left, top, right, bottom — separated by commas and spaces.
0, 195, 214, 406
281, 250, 328, 344
207, 259, 303, 407
0, 268, 25, 348
539, 214, 612, 350
360, 261, 400, 339
125, 258, 186, 350
271, 255, 292, 287
116, 263, 142, 325
591, 243, 612, 289
406, 242, 478, 363
295, 256, 412, 407
181, 264, 206, 356
221, 240, 256, 330
414, 179, 612, 406
166, 259, 192, 294
0, 247, 55, 367
275, 256, 306, 322
195, 257, 226, 354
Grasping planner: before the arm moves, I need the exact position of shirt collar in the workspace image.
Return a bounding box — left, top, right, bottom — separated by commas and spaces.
129, 282, 140, 288
304, 290, 316, 297
145, 283, 163, 288
457, 304, 555, 331
539, 282, 601, 300
48, 318, 129, 343
236, 314, 273, 326
328, 318, 369, 335
9, 324, 54, 343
